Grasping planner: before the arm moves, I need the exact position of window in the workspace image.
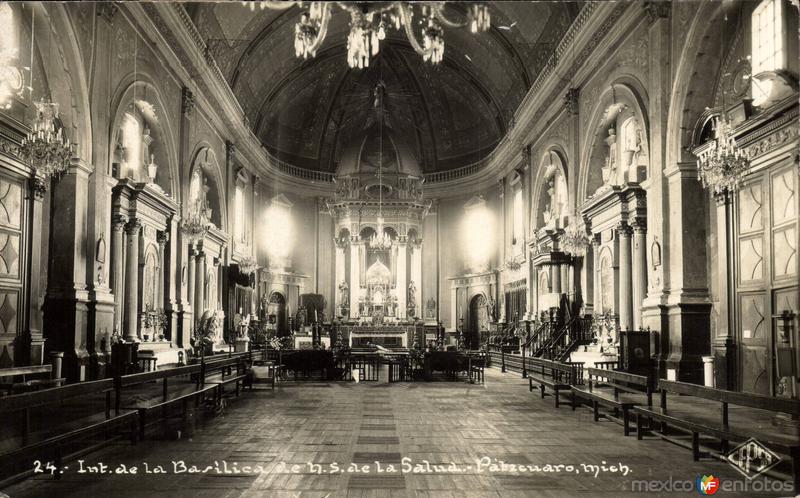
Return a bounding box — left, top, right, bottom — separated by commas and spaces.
512, 187, 523, 247
234, 183, 245, 242
751, 0, 785, 102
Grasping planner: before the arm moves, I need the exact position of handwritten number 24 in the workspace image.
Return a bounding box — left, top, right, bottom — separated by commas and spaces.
33, 460, 58, 475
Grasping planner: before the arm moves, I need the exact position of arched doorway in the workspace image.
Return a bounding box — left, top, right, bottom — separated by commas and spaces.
467, 294, 489, 350
268, 292, 288, 337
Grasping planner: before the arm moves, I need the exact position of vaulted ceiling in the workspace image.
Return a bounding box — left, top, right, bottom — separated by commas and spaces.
187, 2, 581, 173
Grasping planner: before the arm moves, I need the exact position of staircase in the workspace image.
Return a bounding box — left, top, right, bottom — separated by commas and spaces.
491, 295, 595, 370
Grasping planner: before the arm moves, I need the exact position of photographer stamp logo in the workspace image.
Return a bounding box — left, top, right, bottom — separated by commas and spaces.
725, 438, 780, 479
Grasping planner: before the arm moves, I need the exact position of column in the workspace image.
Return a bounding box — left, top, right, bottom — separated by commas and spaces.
396, 241, 407, 319
592, 237, 601, 312
618, 224, 633, 331
632, 223, 647, 330
530, 264, 539, 318
551, 264, 561, 295
334, 239, 346, 311
195, 251, 206, 319
111, 215, 127, 333
124, 219, 141, 342
410, 242, 422, 313
560, 262, 570, 297
157, 231, 168, 310
187, 244, 196, 326
26, 177, 47, 364
349, 239, 360, 319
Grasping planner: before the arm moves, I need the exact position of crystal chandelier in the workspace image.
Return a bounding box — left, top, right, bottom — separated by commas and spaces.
696, 116, 750, 195
180, 198, 212, 240
238, 255, 260, 276
247, 1, 490, 68
20, 99, 72, 180
560, 218, 591, 257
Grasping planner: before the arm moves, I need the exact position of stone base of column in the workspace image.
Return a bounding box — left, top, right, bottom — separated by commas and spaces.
43, 291, 92, 382
662, 301, 712, 384
88, 291, 116, 380
178, 304, 193, 349
712, 336, 737, 391
641, 300, 669, 374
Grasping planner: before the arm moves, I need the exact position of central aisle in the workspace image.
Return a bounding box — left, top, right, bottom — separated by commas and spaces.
7, 369, 774, 497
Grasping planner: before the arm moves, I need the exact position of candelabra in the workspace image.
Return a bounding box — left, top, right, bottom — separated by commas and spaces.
696, 116, 750, 195
20, 99, 72, 180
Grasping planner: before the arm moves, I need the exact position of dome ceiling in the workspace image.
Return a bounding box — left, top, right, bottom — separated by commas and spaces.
187, 2, 581, 173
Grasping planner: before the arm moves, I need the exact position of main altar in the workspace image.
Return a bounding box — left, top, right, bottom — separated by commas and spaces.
327, 83, 431, 323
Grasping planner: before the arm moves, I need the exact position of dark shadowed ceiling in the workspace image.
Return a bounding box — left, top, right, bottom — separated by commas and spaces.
187, 2, 581, 172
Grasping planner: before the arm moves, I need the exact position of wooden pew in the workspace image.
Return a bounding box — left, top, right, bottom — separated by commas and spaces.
633, 379, 800, 490
0, 379, 137, 483
116, 364, 218, 440
202, 353, 253, 399
570, 367, 653, 436
528, 358, 584, 408
0, 365, 66, 395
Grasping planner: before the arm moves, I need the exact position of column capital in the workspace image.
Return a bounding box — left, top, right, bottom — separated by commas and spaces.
643, 1, 671, 25
181, 87, 195, 115
30, 176, 48, 199
631, 220, 647, 233
157, 230, 170, 245
616, 223, 633, 238
125, 218, 141, 236
564, 87, 580, 115
226, 140, 236, 162
713, 190, 732, 207
112, 214, 128, 232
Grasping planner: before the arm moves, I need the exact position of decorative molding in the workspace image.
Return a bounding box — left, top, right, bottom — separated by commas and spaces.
125, 218, 142, 236
31, 177, 48, 199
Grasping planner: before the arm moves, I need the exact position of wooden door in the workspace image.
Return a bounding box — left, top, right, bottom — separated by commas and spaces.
0, 171, 27, 366
736, 161, 798, 395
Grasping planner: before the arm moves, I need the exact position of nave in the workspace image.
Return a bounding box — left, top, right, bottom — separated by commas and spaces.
5, 369, 768, 498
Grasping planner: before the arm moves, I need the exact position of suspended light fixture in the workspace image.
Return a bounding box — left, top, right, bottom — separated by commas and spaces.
238, 255, 260, 276
560, 216, 591, 257
694, 13, 750, 195
20, 8, 72, 181
20, 99, 72, 179
244, 1, 490, 68
370, 75, 392, 251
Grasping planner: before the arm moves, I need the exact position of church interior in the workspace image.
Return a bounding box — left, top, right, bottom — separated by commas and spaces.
0, 1, 798, 496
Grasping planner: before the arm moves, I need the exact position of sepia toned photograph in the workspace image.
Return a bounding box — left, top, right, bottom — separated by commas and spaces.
0, 0, 797, 496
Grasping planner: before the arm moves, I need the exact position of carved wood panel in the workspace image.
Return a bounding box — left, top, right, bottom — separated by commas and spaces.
738, 292, 769, 395
0, 171, 25, 366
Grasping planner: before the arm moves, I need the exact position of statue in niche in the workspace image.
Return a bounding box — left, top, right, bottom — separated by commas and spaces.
338, 280, 349, 306
602, 127, 618, 185
407, 280, 416, 305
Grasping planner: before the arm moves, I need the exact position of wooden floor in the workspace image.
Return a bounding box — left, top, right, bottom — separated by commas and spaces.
4, 368, 790, 497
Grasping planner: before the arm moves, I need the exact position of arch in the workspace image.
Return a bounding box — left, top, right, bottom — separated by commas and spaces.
108, 79, 180, 198
267, 290, 288, 336
578, 78, 650, 203
466, 292, 489, 350
187, 145, 227, 232
29, 3, 93, 164
142, 244, 159, 311
531, 147, 569, 231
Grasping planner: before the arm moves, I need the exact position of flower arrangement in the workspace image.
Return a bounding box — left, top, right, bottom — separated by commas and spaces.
142, 306, 167, 341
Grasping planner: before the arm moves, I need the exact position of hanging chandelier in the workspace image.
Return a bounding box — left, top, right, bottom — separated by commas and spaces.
695, 116, 750, 195
180, 197, 212, 240
370, 217, 393, 250
20, 99, 72, 180
560, 218, 591, 257
245, 1, 490, 68
238, 255, 260, 276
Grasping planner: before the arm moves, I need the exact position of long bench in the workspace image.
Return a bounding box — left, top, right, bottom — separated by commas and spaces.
0, 379, 137, 484
117, 364, 219, 440
528, 358, 584, 408
0, 365, 65, 395
202, 354, 253, 399
633, 379, 800, 490
570, 367, 653, 436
